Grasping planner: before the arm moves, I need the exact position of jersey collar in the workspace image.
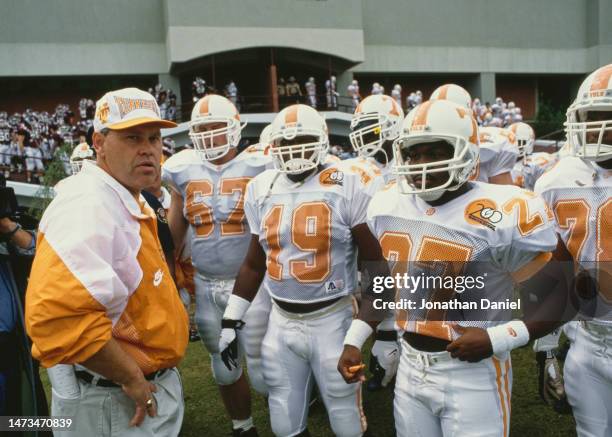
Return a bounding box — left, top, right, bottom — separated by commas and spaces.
81, 161, 151, 220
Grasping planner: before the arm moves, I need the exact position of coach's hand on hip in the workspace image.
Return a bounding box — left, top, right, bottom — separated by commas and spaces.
121, 372, 159, 427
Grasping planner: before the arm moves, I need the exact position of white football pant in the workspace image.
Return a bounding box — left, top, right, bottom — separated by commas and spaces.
395, 339, 512, 437
194, 273, 270, 394
262, 295, 366, 437
564, 322, 612, 437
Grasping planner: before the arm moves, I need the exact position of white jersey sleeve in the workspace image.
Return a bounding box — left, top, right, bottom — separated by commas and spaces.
490, 189, 557, 273
491, 131, 520, 177
338, 161, 384, 228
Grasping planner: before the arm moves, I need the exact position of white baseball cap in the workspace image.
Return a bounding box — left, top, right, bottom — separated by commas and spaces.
93, 87, 177, 132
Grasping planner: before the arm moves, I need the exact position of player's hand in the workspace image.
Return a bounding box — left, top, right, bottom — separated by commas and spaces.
536, 351, 572, 414
338, 345, 366, 384
446, 324, 493, 362
121, 374, 158, 427
219, 319, 244, 371
367, 340, 399, 391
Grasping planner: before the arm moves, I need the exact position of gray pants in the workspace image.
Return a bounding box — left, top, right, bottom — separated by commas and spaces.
51, 368, 184, 437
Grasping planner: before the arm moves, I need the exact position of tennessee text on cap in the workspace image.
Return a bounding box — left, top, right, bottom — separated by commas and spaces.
94, 87, 177, 132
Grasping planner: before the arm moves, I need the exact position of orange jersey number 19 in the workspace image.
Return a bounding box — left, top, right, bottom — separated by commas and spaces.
263, 201, 332, 283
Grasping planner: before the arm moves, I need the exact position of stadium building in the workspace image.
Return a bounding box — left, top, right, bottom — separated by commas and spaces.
1, 0, 611, 120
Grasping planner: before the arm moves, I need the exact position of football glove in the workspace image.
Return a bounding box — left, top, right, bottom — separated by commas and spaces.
219, 319, 245, 371
536, 350, 572, 414
367, 336, 399, 391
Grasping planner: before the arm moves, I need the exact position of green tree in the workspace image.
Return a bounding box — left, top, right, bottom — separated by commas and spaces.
532, 98, 566, 139
28, 142, 72, 219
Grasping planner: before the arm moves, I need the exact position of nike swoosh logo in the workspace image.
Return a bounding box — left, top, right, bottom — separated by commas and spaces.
153, 269, 163, 287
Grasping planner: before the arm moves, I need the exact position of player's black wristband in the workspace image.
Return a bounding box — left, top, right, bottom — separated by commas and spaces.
221, 319, 245, 330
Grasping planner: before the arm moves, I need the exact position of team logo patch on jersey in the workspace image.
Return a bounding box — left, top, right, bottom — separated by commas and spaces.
319, 168, 344, 186
325, 279, 344, 294
464, 199, 503, 230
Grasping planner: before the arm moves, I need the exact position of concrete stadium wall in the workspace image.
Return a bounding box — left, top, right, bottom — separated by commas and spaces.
0, 0, 609, 112
164, 0, 365, 65
1, 0, 610, 77
0, 0, 167, 76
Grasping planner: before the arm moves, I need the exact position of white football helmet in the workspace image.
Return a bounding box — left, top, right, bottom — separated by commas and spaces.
70, 142, 94, 174
259, 124, 273, 148
393, 100, 479, 201
429, 84, 472, 110
565, 63, 612, 162
508, 122, 535, 158
268, 104, 328, 174
189, 94, 246, 161
349, 94, 404, 158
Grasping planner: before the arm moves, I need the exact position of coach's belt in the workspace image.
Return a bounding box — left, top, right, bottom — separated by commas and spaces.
401, 338, 452, 367
273, 295, 354, 320
76, 368, 170, 388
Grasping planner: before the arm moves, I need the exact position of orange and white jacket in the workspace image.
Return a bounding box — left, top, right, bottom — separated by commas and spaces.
26, 162, 188, 374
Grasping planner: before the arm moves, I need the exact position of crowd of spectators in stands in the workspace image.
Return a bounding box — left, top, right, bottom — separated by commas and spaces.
0, 76, 524, 184
0, 84, 178, 184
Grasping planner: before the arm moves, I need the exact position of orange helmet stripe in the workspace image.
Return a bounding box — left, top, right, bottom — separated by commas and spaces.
411, 101, 433, 128
389, 97, 400, 116
285, 105, 299, 124
590, 64, 612, 92
438, 84, 450, 100
198, 96, 210, 114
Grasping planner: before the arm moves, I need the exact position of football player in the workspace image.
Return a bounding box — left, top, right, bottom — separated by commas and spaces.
69, 142, 95, 174
505, 122, 571, 411
430, 83, 472, 111
163, 94, 272, 436
509, 122, 537, 189
535, 63, 612, 436
339, 99, 564, 437
305, 77, 317, 109
428, 84, 518, 186
472, 125, 520, 185
348, 79, 361, 111
218, 104, 387, 437
391, 84, 403, 109
349, 94, 405, 391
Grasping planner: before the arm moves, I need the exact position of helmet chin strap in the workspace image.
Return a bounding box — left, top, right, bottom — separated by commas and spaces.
416, 189, 445, 202
378, 147, 389, 165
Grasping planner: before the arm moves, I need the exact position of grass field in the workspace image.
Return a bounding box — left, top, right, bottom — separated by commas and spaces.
42, 339, 578, 436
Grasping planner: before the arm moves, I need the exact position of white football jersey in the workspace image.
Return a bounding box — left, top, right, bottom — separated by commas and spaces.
535, 157, 612, 324
343, 156, 389, 183
511, 160, 538, 191
512, 153, 557, 190
162, 148, 273, 279
472, 127, 520, 182
363, 157, 395, 184
244, 162, 383, 304
367, 181, 557, 341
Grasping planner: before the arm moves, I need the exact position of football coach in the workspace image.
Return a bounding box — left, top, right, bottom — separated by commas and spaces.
25, 88, 189, 436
